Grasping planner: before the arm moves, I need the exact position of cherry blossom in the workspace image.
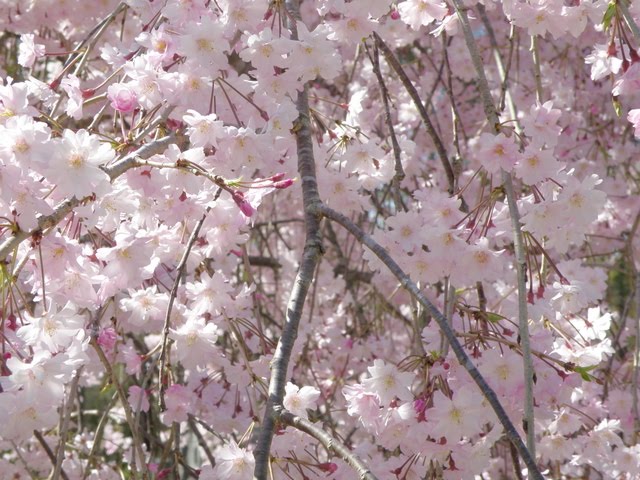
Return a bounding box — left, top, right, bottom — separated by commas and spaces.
283, 382, 321, 418
0, 1, 639, 479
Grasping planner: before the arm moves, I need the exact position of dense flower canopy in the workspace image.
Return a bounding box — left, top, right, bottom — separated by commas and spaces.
0, 0, 639, 479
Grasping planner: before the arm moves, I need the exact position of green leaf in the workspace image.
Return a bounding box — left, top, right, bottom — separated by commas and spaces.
612, 96, 622, 117
602, 1, 617, 31
574, 365, 597, 382
486, 312, 505, 323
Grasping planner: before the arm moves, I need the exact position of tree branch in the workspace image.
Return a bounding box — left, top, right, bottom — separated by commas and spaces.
372, 32, 456, 193
0, 134, 176, 263
316, 202, 544, 480
279, 411, 378, 480
452, 0, 537, 461
158, 209, 210, 409
253, 2, 325, 477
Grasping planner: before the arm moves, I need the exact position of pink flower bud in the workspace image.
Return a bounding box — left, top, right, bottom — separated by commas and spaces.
107, 83, 138, 113
232, 191, 254, 217
269, 172, 286, 182
390, 10, 400, 20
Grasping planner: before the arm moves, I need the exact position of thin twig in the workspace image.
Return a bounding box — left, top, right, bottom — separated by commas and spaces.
619, 0, 640, 40
34, 431, 70, 480
83, 392, 119, 477
530, 36, 544, 103
365, 41, 405, 194
91, 339, 149, 479
188, 416, 216, 466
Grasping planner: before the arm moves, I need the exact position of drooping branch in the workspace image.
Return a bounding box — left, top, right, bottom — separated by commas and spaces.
51, 368, 82, 480
91, 339, 149, 479
279, 411, 379, 480
316, 202, 544, 480
102, 133, 177, 181
253, 1, 325, 477
373, 32, 456, 193
158, 209, 211, 409
0, 196, 84, 263
452, 0, 537, 459
364, 41, 405, 194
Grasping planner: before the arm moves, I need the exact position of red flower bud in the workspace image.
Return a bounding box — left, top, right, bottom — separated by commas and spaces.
81, 88, 96, 99
318, 462, 338, 474
274, 179, 294, 189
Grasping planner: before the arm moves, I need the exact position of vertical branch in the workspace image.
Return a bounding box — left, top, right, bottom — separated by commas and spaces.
253, 1, 325, 477
372, 32, 456, 193
502, 172, 536, 455
451, 0, 538, 460
365, 41, 405, 196
632, 269, 640, 444
159, 209, 210, 409
52, 369, 82, 480
530, 36, 544, 103
317, 203, 543, 480
450, 2, 500, 129
477, 5, 516, 113
91, 339, 148, 479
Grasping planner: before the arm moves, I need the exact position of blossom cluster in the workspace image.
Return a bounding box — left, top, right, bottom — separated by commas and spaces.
0, 0, 638, 479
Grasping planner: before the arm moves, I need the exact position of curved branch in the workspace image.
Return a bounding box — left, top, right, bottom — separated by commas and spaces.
280, 411, 379, 480
316, 203, 544, 480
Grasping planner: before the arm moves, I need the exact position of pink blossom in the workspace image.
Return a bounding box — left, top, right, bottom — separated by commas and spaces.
97, 327, 117, 351
472, 132, 521, 175
161, 385, 195, 424
61, 74, 84, 120
628, 108, 640, 137
18, 34, 45, 68
46, 129, 113, 198
283, 382, 320, 418
212, 441, 255, 479
107, 83, 138, 113
170, 315, 220, 369
361, 359, 414, 405
398, 0, 448, 30
128, 385, 150, 413
585, 44, 623, 81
